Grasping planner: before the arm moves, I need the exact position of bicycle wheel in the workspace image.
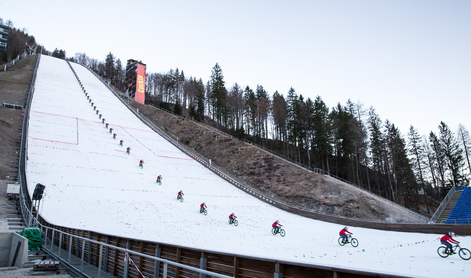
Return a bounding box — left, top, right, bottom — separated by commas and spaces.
179, 196, 183, 202
437, 246, 449, 258
459, 248, 471, 260
351, 238, 359, 247
338, 237, 346, 246
271, 228, 276, 235
203, 209, 207, 216
228, 219, 232, 225
233, 220, 238, 226
279, 229, 286, 237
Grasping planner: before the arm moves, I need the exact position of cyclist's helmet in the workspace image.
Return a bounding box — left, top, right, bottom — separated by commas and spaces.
276, 220, 279, 223
344, 226, 349, 230
448, 232, 455, 237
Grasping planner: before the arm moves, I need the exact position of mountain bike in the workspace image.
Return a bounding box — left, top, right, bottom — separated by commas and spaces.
338, 234, 359, 247
228, 218, 238, 226
156, 179, 162, 185
271, 227, 286, 237
200, 207, 207, 216
177, 194, 183, 202
437, 243, 471, 260
139, 162, 143, 169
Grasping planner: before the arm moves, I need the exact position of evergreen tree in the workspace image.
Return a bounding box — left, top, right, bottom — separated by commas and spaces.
209, 63, 227, 126
174, 99, 182, 115
52, 48, 66, 59
104, 52, 115, 80
196, 78, 206, 121
330, 103, 356, 179
174, 68, 181, 104
311, 96, 331, 171
114, 58, 124, 89
368, 107, 384, 196
285, 87, 299, 160
386, 123, 417, 204
244, 86, 256, 136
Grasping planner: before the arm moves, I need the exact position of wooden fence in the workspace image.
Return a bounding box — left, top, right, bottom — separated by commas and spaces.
38, 217, 412, 278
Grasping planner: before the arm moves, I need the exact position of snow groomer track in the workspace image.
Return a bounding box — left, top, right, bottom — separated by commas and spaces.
23, 55, 470, 277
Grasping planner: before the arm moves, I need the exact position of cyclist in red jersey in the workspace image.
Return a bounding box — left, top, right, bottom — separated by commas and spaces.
200, 202, 207, 213
272, 220, 282, 234
229, 213, 237, 224
441, 232, 459, 254
339, 226, 352, 243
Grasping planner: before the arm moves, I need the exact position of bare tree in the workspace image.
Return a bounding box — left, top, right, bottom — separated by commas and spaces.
457, 124, 471, 179
408, 125, 429, 212
272, 91, 288, 153
74, 53, 88, 66
429, 131, 447, 190
227, 83, 244, 131
423, 135, 439, 199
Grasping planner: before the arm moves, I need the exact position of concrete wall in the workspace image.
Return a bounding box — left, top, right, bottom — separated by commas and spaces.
0, 232, 28, 267
0, 233, 13, 266
10, 233, 28, 267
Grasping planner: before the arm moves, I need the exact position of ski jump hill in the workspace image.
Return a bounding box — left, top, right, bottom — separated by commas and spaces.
21, 55, 471, 277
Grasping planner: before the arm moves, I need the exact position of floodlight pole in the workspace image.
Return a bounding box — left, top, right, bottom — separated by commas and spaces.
28, 201, 35, 227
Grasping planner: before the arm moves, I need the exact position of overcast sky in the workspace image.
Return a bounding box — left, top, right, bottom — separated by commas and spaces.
2, 0, 470, 139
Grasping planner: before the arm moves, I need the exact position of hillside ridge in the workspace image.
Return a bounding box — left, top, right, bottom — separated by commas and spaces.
127, 100, 428, 223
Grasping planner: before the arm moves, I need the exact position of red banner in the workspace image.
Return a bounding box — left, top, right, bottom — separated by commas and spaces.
135, 64, 146, 104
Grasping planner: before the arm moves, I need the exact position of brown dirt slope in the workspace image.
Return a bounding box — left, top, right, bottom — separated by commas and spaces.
0, 55, 37, 182
129, 101, 428, 224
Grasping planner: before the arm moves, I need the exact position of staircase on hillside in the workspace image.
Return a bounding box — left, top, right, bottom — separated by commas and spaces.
1, 197, 25, 232
436, 191, 463, 223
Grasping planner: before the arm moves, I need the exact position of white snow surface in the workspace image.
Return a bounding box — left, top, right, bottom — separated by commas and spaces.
25, 55, 470, 278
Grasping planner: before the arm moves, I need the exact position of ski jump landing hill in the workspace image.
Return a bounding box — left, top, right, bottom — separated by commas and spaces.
22, 55, 471, 278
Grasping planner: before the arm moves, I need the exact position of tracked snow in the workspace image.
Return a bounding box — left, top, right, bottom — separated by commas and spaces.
25, 55, 470, 278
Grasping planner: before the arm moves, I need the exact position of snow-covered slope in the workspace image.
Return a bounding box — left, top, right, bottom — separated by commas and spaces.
25, 55, 471, 278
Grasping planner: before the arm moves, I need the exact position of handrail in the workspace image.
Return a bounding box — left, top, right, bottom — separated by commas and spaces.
18, 54, 40, 224
39, 220, 232, 278
19, 189, 232, 277
429, 185, 457, 224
